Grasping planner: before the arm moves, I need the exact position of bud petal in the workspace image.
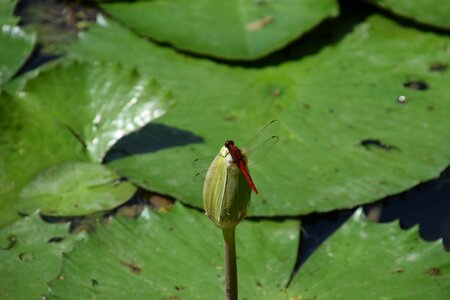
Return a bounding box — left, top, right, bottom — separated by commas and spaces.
203, 146, 252, 229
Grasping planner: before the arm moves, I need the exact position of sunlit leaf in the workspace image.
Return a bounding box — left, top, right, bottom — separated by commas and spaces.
65, 15, 450, 216
0, 61, 173, 226
288, 208, 450, 299
47, 204, 299, 299
0, 0, 36, 86
0, 0, 19, 25
0, 212, 83, 299
364, 0, 450, 30
18, 162, 136, 217
101, 0, 339, 60
45, 206, 450, 299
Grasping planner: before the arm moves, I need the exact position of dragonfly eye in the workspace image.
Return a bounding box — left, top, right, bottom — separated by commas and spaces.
225, 140, 234, 147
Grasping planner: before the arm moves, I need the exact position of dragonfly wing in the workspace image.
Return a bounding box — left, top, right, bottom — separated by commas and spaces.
241, 120, 280, 153
192, 156, 215, 182
245, 135, 279, 166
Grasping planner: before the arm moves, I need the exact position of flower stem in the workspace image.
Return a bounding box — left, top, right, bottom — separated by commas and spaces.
222, 226, 237, 300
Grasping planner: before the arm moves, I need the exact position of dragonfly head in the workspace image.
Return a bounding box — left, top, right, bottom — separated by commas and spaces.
224, 140, 235, 148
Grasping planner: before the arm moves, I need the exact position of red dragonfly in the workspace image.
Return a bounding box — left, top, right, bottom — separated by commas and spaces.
194, 120, 280, 194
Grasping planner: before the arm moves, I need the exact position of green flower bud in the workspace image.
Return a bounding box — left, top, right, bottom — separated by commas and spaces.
203, 146, 252, 229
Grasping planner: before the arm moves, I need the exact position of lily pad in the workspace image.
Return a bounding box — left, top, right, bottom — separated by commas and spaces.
365, 0, 450, 30
0, 212, 83, 299
0, 61, 173, 227
18, 162, 136, 217
101, 0, 339, 60
47, 204, 300, 299
0, 0, 19, 25
46, 205, 450, 299
65, 15, 450, 216
288, 209, 450, 299
0, 0, 36, 86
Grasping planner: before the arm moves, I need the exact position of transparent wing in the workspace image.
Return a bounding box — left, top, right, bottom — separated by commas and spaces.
242, 120, 280, 152
192, 156, 215, 182
242, 120, 280, 165
193, 120, 280, 179
245, 135, 279, 166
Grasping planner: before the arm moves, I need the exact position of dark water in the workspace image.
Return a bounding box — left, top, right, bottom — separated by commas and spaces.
299, 168, 450, 269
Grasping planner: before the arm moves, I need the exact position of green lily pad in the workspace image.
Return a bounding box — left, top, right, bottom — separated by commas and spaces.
66, 15, 450, 216
0, 0, 36, 86
0, 0, 35, 86
0, 212, 84, 299
0, 61, 174, 227
365, 0, 450, 30
0, 0, 19, 25
18, 162, 136, 217
46, 205, 450, 299
288, 208, 450, 299
47, 203, 300, 299
101, 0, 339, 60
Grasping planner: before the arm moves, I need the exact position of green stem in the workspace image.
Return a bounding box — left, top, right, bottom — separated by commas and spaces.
222, 226, 237, 300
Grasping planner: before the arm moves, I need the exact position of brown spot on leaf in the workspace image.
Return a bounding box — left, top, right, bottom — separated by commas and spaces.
428, 267, 442, 277
275, 104, 283, 111
246, 16, 273, 31
120, 260, 142, 274
224, 114, 237, 121
429, 63, 447, 72
272, 89, 281, 97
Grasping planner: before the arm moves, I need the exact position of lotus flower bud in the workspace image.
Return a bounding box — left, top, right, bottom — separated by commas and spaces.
203, 146, 252, 229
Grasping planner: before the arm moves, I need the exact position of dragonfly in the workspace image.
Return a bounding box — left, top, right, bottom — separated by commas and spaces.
194, 120, 280, 194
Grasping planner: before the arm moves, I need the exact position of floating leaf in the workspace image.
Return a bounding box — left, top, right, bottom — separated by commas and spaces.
365, 0, 450, 30
0, 0, 19, 25
47, 204, 299, 299
18, 162, 136, 217
0, 23, 36, 86
101, 0, 339, 60
65, 15, 450, 216
0, 61, 173, 227
0, 0, 36, 86
0, 212, 83, 299
288, 208, 450, 299
45, 205, 450, 299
